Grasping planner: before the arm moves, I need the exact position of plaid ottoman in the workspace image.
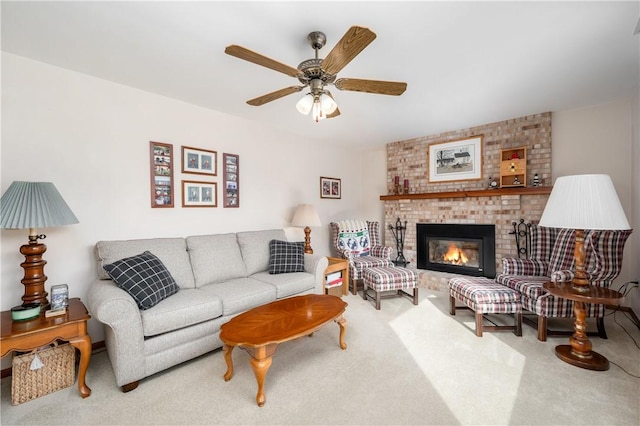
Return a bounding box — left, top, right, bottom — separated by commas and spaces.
362, 266, 418, 310
448, 276, 522, 337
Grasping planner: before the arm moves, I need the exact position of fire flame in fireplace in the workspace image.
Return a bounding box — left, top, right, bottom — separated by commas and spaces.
443, 243, 469, 265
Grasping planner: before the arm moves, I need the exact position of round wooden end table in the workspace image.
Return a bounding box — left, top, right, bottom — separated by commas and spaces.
543, 282, 623, 371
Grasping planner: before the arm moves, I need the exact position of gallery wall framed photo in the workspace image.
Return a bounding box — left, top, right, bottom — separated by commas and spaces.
182, 146, 217, 176
150, 141, 174, 208
223, 153, 239, 208
428, 136, 483, 183
320, 176, 341, 199
181, 180, 217, 207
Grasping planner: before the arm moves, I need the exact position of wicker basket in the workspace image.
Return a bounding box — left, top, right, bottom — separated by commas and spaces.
11, 343, 76, 405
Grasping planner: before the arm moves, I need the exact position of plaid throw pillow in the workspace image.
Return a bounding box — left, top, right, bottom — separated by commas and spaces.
268, 240, 305, 274
103, 251, 180, 310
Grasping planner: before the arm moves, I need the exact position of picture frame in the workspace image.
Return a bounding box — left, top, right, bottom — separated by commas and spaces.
223, 153, 240, 208
182, 146, 217, 176
150, 141, 174, 208
181, 180, 217, 207
50, 284, 69, 311
428, 136, 483, 183
320, 177, 341, 199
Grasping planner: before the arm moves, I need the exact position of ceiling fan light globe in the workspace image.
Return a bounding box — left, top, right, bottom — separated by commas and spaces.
296, 94, 314, 115
320, 94, 338, 114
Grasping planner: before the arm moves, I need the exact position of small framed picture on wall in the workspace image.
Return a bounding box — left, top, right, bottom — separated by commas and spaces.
182, 180, 217, 207
320, 176, 341, 199
150, 141, 174, 208
223, 153, 239, 208
182, 146, 217, 176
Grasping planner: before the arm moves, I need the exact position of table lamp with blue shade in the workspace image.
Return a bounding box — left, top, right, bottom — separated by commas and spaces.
1, 181, 79, 308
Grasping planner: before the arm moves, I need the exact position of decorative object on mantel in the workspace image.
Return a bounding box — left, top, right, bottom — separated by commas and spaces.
291, 204, 322, 254
223, 153, 239, 208
488, 176, 498, 189
320, 176, 341, 199
150, 141, 174, 208
428, 136, 483, 183
388, 217, 408, 267
0, 181, 79, 308
500, 147, 526, 188
532, 173, 540, 186
394, 175, 401, 195
539, 174, 631, 371
403, 179, 409, 194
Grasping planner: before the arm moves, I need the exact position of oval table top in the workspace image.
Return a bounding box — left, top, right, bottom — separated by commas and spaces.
220, 294, 347, 347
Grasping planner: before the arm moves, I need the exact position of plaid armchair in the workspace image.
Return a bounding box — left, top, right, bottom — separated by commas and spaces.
496, 224, 632, 341
330, 220, 393, 294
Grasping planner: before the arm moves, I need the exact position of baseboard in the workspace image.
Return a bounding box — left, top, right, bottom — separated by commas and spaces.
1, 340, 105, 379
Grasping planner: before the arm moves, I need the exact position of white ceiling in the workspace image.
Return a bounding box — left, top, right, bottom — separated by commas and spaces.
2, 1, 639, 148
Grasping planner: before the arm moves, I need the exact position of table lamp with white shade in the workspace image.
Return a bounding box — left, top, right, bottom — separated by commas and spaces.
291, 204, 322, 254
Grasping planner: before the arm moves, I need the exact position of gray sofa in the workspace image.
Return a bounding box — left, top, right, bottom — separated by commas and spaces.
86, 229, 328, 392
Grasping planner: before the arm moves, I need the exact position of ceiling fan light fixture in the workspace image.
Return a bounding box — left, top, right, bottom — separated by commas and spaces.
296, 94, 314, 115
320, 93, 338, 115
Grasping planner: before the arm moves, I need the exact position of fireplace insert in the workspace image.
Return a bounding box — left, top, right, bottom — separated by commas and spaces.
417, 223, 496, 278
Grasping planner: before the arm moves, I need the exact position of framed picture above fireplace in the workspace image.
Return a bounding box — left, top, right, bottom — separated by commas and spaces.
428, 136, 483, 183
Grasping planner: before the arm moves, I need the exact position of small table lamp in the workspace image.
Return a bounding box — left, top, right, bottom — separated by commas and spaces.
291, 204, 322, 254
539, 174, 631, 370
1, 181, 79, 308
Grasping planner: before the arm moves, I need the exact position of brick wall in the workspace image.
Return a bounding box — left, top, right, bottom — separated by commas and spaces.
384, 112, 552, 290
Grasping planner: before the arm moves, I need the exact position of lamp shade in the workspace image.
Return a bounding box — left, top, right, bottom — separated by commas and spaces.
1, 181, 79, 229
539, 174, 630, 230
291, 204, 321, 227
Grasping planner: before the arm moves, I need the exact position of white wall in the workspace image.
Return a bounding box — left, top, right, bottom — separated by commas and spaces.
552, 97, 639, 313
0, 53, 373, 345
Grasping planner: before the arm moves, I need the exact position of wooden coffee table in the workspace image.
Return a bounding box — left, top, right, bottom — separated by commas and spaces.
219, 294, 347, 406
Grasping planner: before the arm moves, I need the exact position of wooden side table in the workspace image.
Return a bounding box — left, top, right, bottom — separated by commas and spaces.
324, 257, 349, 296
1, 297, 92, 398
543, 282, 623, 371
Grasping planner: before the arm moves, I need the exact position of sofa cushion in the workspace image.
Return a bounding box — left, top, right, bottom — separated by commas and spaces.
187, 233, 246, 286
96, 238, 195, 288
251, 271, 315, 298
547, 229, 599, 277
103, 251, 180, 310
140, 288, 223, 337
530, 225, 560, 262
589, 229, 632, 282
268, 240, 305, 274
199, 278, 276, 316
495, 274, 550, 300
237, 229, 287, 276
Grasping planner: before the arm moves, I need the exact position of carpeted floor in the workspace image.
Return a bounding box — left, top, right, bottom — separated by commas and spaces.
2, 289, 639, 425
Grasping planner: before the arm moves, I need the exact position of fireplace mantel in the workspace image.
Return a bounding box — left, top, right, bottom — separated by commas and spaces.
380, 186, 552, 201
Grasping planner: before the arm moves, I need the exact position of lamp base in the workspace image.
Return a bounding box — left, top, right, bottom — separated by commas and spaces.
19, 239, 49, 308
303, 226, 313, 254
554, 345, 609, 371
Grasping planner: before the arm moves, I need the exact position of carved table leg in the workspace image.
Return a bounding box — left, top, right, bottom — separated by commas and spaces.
222, 344, 234, 381
68, 334, 92, 398
248, 345, 274, 407
335, 315, 347, 350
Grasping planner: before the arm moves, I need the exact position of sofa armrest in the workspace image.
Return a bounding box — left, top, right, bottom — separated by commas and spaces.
502, 257, 548, 276
86, 279, 146, 387
370, 245, 392, 260
304, 253, 329, 294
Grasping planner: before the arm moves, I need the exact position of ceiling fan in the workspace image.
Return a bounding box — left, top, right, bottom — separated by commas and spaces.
225, 26, 407, 122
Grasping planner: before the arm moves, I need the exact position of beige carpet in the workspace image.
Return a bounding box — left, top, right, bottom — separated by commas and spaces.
2, 289, 639, 425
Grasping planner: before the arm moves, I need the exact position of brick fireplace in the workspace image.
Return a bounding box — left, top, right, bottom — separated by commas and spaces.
382, 112, 552, 291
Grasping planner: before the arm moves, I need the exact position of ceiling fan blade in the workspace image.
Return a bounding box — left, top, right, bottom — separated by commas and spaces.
247, 86, 305, 106
325, 91, 341, 119
225, 45, 301, 78
321, 26, 377, 75
334, 78, 407, 96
